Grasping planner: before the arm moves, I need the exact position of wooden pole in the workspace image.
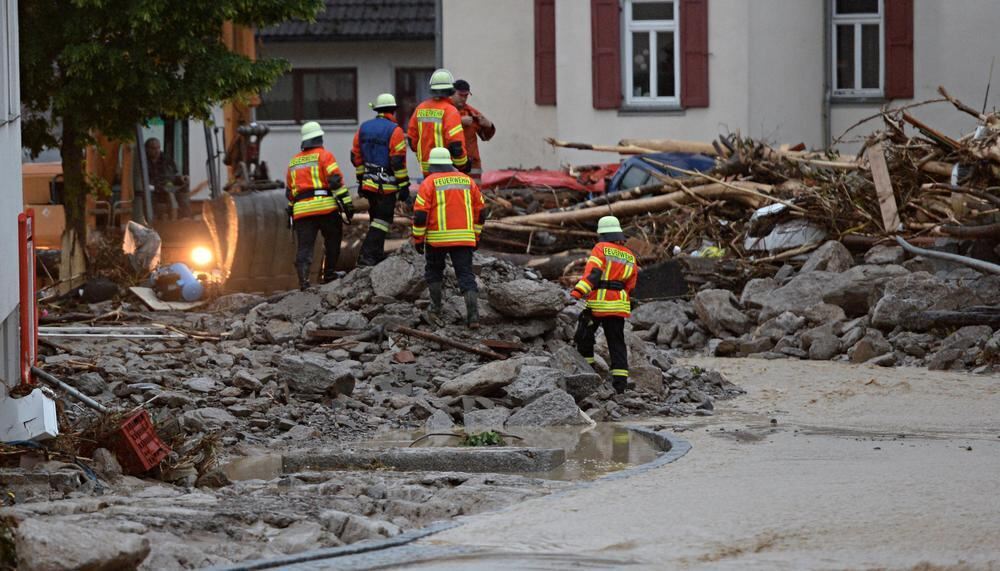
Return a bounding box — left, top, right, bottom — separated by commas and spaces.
387, 325, 508, 360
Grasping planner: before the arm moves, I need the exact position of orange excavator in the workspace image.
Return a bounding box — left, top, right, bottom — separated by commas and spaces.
22, 24, 303, 293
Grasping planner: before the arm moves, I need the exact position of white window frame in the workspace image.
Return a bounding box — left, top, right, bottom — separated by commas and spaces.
623, 0, 681, 107
831, 0, 884, 97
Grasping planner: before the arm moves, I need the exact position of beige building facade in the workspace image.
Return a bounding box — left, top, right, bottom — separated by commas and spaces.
442, 0, 1000, 171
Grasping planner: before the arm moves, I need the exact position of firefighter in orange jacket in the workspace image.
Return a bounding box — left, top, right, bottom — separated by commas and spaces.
570, 216, 640, 393
411, 147, 485, 329
286, 121, 354, 290
351, 93, 410, 267
407, 69, 470, 177
451, 79, 496, 184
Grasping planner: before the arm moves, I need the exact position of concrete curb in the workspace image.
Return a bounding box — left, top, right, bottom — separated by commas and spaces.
206, 426, 691, 571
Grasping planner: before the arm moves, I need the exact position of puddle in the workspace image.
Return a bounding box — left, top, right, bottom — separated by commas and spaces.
363, 423, 664, 481
221, 453, 282, 481
221, 424, 666, 482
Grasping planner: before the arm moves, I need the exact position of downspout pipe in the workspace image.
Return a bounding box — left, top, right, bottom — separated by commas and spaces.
434, 0, 443, 68
822, 0, 833, 149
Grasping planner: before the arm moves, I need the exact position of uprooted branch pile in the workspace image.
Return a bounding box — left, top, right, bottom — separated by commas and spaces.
480, 86, 1000, 278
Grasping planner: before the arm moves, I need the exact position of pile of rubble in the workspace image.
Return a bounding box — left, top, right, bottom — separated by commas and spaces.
34, 248, 740, 478
631, 240, 1000, 372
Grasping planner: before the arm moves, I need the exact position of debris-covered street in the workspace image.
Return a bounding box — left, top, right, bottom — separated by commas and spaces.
4, 1, 1000, 569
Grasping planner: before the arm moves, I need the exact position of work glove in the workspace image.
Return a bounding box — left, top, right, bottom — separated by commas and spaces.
397, 186, 410, 204
414, 241, 425, 254
630, 298, 639, 311
342, 200, 355, 223
285, 205, 294, 229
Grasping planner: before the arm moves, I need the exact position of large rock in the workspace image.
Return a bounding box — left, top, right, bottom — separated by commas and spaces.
739, 278, 778, 309
870, 272, 955, 330
72, 372, 108, 396
693, 289, 750, 337
630, 300, 693, 329
262, 291, 323, 321
183, 377, 222, 393
371, 256, 426, 299
822, 264, 909, 316
179, 407, 238, 432
487, 279, 564, 317
504, 366, 565, 405
13, 518, 150, 570
563, 372, 603, 402
506, 389, 590, 427
437, 357, 526, 397
848, 330, 892, 363
548, 343, 595, 376
319, 311, 369, 330
463, 407, 512, 432
278, 354, 357, 397
864, 244, 905, 265
801, 240, 854, 273
759, 271, 837, 321
264, 319, 302, 344
753, 311, 806, 341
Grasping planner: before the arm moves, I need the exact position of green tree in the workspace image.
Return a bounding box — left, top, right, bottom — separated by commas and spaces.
19, 0, 322, 246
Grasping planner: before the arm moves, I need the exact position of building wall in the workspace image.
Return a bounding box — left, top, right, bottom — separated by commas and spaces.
1, 0, 22, 387
441, 0, 558, 170
253, 40, 436, 185
830, 0, 1000, 150
747, 0, 825, 148
442, 0, 1000, 168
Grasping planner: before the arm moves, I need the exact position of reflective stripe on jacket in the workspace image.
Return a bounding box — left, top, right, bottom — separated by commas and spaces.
571, 242, 640, 318
406, 98, 469, 175
285, 147, 350, 220
351, 113, 409, 194
412, 171, 485, 248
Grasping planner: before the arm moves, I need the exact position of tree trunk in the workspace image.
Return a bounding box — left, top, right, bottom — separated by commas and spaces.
60, 120, 90, 269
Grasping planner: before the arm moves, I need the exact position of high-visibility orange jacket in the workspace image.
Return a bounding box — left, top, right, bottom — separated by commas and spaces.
457, 103, 496, 179
570, 242, 640, 318
285, 146, 352, 220
407, 97, 469, 176
350, 113, 410, 194
412, 170, 485, 248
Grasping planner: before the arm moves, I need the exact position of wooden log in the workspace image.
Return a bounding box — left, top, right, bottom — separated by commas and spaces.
545, 137, 659, 155
618, 138, 719, 156
865, 142, 902, 232
920, 161, 954, 177
910, 306, 1000, 330
500, 183, 763, 225
485, 249, 590, 279
902, 112, 960, 150
387, 324, 507, 360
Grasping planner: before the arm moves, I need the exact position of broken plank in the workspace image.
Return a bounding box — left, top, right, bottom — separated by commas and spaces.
865, 142, 902, 233
130, 286, 207, 311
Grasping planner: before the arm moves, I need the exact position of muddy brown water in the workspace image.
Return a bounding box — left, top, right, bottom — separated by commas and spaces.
347, 423, 663, 481
221, 423, 664, 482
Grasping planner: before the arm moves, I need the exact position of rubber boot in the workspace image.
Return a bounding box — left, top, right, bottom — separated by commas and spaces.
424, 282, 445, 327
357, 230, 381, 267
612, 376, 628, 394
464, 290, 480, 329
296, 264, 311, 291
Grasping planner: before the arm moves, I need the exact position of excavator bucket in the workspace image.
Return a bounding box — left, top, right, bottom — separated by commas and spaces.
204, 189, 304, 293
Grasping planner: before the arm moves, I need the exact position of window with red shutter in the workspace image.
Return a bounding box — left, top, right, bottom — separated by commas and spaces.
623, 0, 680, 107
680, 0, 709, 108
535, 0, 556, 106
884, 0, 913, 99
591, 0, 621, 109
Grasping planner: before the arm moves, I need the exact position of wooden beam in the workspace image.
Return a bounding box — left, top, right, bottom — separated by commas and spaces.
865, 142, 902, 233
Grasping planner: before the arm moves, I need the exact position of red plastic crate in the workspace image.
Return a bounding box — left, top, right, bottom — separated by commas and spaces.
114, 410, 171, 474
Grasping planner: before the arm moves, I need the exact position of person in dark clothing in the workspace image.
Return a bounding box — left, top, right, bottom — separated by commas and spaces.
145, 137, 191, 219
351, 93, 410, 267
